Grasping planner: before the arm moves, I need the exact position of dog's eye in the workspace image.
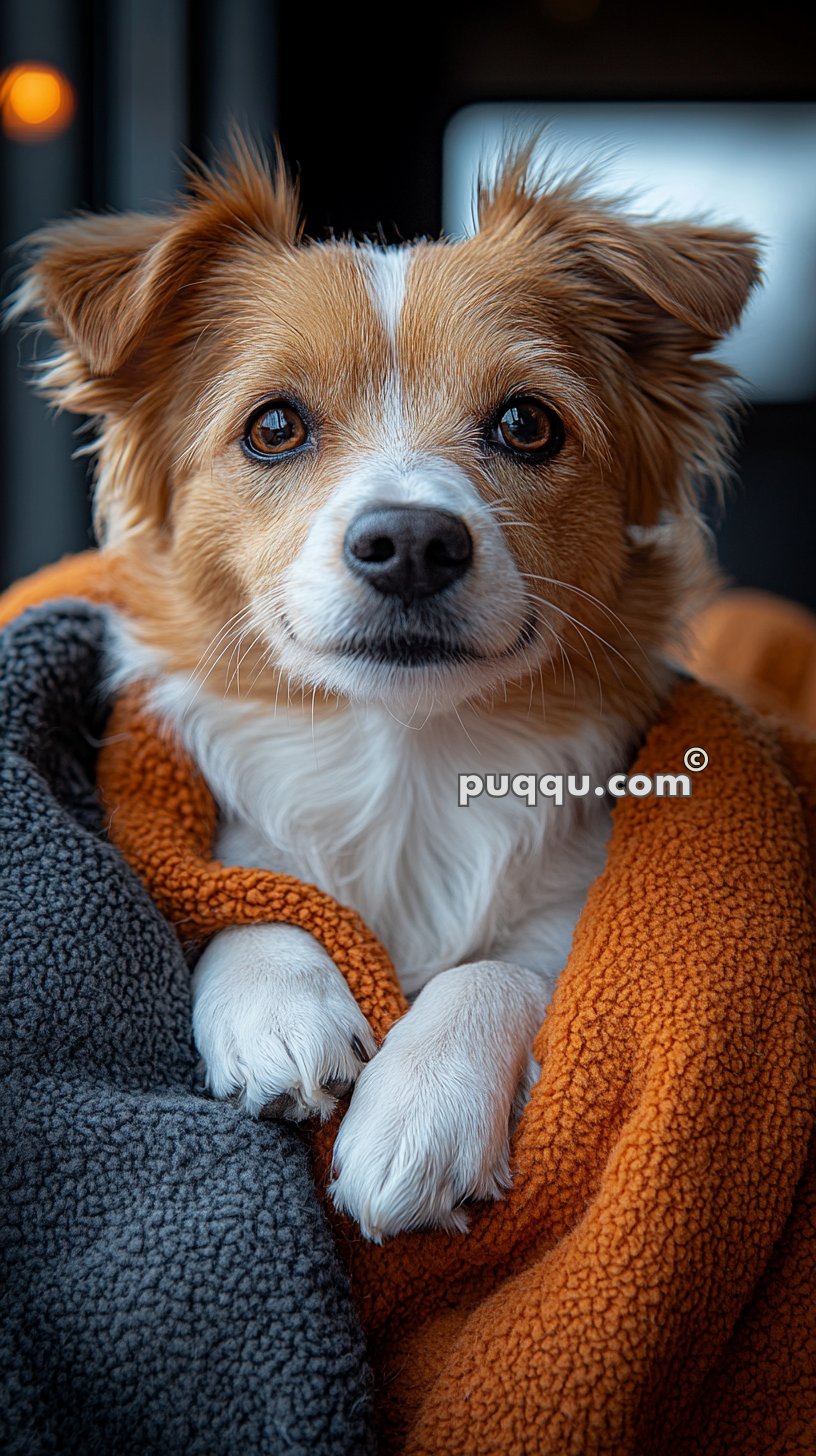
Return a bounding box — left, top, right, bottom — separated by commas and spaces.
490, 397, 564, 458
244, 401, 308, 459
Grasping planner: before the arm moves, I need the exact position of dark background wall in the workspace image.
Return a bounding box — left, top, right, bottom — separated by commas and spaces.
2, 0, 814, 604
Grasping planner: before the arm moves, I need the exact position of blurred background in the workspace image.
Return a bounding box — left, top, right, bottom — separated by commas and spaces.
2, 0, 815, 610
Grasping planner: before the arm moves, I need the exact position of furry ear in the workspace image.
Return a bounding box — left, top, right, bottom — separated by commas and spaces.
16, 211, 179, 376
477, 152, 761, 352
9, 134, 300, 380
6, 135, 300, 542
570, 214, 761, 352
478, 150, 761, 525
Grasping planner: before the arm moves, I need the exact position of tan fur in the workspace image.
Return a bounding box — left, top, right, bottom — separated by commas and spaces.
8, 135, 760, 733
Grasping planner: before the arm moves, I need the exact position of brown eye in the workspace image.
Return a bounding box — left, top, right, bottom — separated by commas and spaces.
491, 396, 564, 458
244, 400, 309, 459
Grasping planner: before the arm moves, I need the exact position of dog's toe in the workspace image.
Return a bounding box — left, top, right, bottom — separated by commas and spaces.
191, 923, 377, 1124
329, 1053, 515, 1240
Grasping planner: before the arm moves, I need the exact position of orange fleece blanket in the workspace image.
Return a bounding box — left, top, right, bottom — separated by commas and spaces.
3, 552, 816, 1455
686, 588, 816, 733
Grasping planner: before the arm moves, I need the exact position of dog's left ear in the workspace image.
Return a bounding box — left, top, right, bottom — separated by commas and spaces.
570, 212, 761, 523
567, 212, 761, 354
479, 158, 761, 522
478, 159, 761, 351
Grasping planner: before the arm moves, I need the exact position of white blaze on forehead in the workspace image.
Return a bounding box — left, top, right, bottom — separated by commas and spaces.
363, 244, 413, 451
364, 245, 412, 344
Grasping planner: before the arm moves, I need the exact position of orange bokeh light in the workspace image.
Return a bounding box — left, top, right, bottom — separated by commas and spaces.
1, 63, 75, 141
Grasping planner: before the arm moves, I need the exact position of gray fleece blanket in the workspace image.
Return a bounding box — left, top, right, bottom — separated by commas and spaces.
0, 602, 376, 1456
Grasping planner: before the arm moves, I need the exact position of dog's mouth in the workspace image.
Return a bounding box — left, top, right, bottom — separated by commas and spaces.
280, 613, 538, 668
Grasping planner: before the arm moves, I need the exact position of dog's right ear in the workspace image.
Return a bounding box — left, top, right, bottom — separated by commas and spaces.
14, 210, 180, 377
6, 138, 300, 540
8, 136, 300, 383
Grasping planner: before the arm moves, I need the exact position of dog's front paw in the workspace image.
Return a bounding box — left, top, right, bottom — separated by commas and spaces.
192, 923, 376, 1120
329, 1042, 525, 1241
329, 964, 542, 1240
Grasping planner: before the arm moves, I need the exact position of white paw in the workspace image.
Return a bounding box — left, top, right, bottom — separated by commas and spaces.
329, 962, 545, 1241
192, 922, 377, 1120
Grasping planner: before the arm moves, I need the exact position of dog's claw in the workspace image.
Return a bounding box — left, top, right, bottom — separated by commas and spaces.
191, 1058, 210, 1096
351, 1034, 371, 1064
258, 1091, 299, 1120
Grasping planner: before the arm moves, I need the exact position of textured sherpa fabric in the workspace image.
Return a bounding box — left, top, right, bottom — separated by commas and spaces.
0, 602, 377, 1456
5, 552, 816, 1456
97, 662, 816, 1456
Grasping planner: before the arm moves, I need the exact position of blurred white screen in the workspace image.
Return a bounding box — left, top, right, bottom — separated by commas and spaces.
443, 103, 816, 402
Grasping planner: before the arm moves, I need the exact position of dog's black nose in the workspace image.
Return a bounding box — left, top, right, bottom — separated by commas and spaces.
343, 505, 473, 603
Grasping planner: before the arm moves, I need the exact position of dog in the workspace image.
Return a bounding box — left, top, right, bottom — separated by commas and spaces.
11, 136, 759, 1241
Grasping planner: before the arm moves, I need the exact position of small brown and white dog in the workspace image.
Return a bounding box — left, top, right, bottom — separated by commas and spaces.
12, 137, 759, 1241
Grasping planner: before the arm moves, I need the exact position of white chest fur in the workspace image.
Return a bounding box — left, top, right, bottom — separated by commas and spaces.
142, 671, 632, 998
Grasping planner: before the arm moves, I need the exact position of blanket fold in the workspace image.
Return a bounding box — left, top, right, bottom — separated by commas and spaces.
3, 552, 816, 1456
0, 600, 377, 1456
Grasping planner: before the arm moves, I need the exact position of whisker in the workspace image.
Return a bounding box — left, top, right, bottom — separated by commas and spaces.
525, 591, 644, 688
224, 630, 247, 696
188, 584, 289, 705
538, 660, 547, 721
190, 604, 254, 682
528, 600, 606, 711
227, 618, 272, 697
451, 698, 478, 752
536, 618, 576, 701
272, 657, 284, 719
183, 608, 258, 707
521, 573, 651, 660
524, 658, 536, 716
246, 641, 276, 695
476, 505, 651, 674
311, 683, 319, 766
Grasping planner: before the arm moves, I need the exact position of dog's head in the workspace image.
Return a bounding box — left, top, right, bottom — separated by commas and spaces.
12, 136, 760, 720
